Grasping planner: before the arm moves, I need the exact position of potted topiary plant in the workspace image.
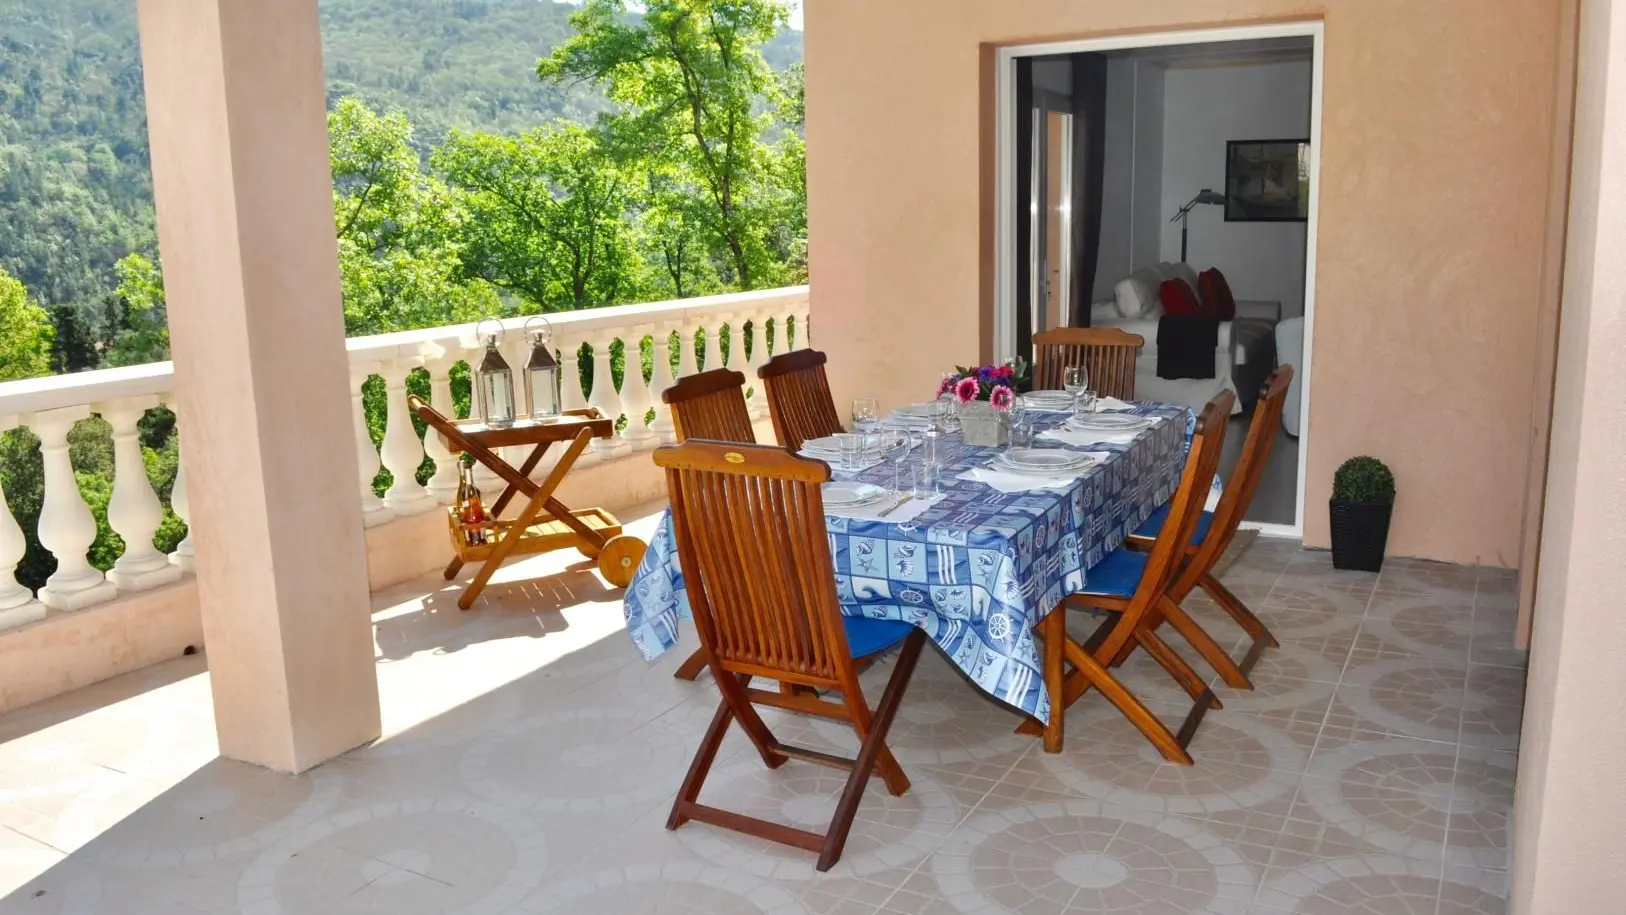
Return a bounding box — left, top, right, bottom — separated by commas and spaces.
1330, 456, 1396, 572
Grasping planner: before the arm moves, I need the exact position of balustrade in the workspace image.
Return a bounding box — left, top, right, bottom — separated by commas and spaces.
0, 286, 807, 629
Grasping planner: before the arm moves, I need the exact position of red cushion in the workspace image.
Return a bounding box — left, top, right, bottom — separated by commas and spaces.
1198, 268, 1237, 320
1159, 279, 1202, 317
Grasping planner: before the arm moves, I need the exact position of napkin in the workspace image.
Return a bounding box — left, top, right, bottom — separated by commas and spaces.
1039, 426, 1148, 447
958, 458, 1100, 494
826, 493, 944, 523
1093, 396, 1136, 412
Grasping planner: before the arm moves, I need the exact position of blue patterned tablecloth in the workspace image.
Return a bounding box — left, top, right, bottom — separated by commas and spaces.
623, 402, 1195, 724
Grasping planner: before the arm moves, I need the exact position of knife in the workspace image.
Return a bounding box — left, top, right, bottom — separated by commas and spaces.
877, 494, 912, 518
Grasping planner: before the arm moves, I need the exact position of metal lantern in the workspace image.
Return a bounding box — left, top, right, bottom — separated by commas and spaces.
474, 317, 516, 429
522, 316, 562, 422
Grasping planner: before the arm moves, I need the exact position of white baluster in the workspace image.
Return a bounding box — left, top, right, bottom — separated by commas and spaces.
560, 337, 600, 468
649, 323, 679, 443
380, 357, 434, 515
0, 416, 46, 630
168, 419, 194, 572
23, 406, 117, 611
621, 325, 657, 451
96, 397, 183, 592
349, 366, 394, 528
792, 306, 810, 351
743, 312, 769, 418
422, 352, 462, 505
676, 322, 700, 378
587, 336, 632, 459
702, 316, 724, 373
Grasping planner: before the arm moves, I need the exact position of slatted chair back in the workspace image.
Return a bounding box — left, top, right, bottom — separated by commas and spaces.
654, 440, 856, 691
758, 349, 844, 452
1123, 391, 1234, 616
1192, 367, 1295, 568
1032, 327, 1144, 401
663, 368, 755, 444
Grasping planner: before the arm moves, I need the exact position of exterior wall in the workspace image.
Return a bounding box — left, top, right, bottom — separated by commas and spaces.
1512, 0, 1626, 911
806, 0, 1567, 562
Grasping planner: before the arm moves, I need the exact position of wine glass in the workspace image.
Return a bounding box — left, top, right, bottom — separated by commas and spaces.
852, 397, 879, 432
1063, 365, 1089, 418
1006, 395, 1032, 451
885, 432, 914, 499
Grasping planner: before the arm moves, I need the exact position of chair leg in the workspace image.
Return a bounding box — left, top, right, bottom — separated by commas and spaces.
1135, 628, 1221, 710
817, 631, 925, 871
442, 557, 464, 581
673, 647, 709, 681
1202, 572, 1280, 650
667, 697, 737, 830
1061, 638, 1193, 765
1156, 595, 1254, 690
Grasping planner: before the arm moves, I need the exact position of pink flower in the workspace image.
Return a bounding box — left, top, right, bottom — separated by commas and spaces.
953, 376, 980, 404
990, 386, 1014, 410
937, 376, 956, 398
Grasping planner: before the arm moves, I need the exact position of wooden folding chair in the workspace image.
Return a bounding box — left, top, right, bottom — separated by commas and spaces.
664, 368, 756, 443
1032, 327, 1144, 400
654, 440, 927, 872
410, 396, 647, 609
662, 369, 758, 683
1018, 392, 1234, 763
1120, 366, 1296, 687
758, 349, 844, 453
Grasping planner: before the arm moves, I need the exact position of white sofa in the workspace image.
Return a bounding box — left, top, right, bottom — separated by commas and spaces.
1088, 262, 1278, 414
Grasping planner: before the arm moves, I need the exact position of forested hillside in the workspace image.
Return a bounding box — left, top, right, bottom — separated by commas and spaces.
0, 0, 802, 317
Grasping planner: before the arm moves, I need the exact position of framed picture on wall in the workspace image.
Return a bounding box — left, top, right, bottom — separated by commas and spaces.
1225, 139, 1310, 222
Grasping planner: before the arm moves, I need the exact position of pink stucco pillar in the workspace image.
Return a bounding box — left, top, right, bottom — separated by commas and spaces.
137, 0, 380, 772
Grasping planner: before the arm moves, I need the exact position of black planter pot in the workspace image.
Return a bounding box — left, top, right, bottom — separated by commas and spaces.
1329, 498, 1394, 572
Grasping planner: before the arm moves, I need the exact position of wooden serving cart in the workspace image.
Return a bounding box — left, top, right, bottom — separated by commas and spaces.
408, 395, 648, 610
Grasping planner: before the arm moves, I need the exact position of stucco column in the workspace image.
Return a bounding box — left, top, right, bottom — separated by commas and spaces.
137, 0, 380, 772
1513, 0, 1626, 911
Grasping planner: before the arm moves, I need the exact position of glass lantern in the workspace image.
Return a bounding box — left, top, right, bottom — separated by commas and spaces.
523, 316, 562, 422
474, 317, 516, 429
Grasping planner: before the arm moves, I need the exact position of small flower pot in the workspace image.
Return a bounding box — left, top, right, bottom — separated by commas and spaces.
959, 402, 1009, 447
1329, 498, 1394, 572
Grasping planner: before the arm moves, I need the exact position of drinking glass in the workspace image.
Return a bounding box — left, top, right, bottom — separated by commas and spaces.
885, 432, 913, 498
1078, 389, 1099, 415
852, 397, 879, 432
912, 459, 941, 498
1006, 395, 1031, 451
837, 433, 863, 471
1063, 365, 1089, 417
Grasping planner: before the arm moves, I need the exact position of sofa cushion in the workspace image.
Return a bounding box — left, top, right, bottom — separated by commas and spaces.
1170, 262, 1200, 292
1114, 271, 1161, 319
1159, 279, 1202, 317
1198, 268, 1237, 320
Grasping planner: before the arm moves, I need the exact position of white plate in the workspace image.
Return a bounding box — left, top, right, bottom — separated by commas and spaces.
892, 403, 940, 419
1001, 448, 1093, 471
1065, 414, 1152, 431
803, 433, 904, 456
1024, 392, 1076, 408
991, 454, 1089, 477
821, 481, 889, 507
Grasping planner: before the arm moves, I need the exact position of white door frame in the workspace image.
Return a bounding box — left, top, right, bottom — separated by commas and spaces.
994, 21, 1325, 539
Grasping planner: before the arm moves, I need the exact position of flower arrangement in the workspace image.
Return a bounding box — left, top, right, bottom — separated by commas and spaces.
938, 359, 1030, 410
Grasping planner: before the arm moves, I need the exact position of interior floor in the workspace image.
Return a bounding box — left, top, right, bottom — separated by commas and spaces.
1223, 409, 1299, 527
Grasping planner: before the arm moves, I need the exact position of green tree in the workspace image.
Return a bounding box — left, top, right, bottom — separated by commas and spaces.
48, 304, 100, 373
435, 123, 637, 310
329, 97, 500, 334
0, 266, 53, 381
538, 0, 791, 291
103, 252, 170, 366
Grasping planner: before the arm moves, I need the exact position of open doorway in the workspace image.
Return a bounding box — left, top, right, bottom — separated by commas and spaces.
995, 23, 1323, 537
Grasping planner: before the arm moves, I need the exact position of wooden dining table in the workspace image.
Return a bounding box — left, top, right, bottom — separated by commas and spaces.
622, 401, 1195, 726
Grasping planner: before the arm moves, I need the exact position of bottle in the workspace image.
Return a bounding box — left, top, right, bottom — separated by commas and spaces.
454, 462, 470, 518
465, 473, 487, 546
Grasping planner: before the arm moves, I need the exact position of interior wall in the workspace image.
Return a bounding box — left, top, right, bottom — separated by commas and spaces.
1130, 61, 1167, 281
1093, 56, 1168, 302
807, 0, 1565, 563
1160, 59, 1312, 318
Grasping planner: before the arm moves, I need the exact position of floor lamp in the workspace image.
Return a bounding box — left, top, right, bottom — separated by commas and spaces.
1171, 189, 1228, 263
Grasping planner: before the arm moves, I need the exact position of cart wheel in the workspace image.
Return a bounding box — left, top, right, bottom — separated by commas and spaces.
598, 535, 647, 588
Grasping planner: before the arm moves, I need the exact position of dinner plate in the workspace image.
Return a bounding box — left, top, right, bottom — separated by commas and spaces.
821, 481, 888, 507
803, 433, 905, 457
991, 454, 1092, 477
1065, 413, 1152, 431
1023, 392, 1076, 410
1000, 448, 1093, 471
